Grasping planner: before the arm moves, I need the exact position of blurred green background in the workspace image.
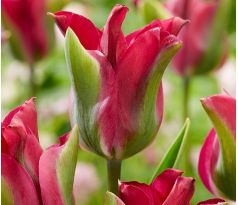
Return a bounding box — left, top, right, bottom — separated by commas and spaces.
1, 0, 235, 204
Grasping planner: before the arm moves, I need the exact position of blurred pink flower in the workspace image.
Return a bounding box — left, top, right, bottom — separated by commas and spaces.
2, 0, 49, 63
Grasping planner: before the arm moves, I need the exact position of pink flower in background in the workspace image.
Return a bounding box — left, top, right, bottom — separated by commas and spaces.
51, 4, 187, 159
2, 0, 49, 63
199, 94, 236, 201
1, 98, 79, 205
119, 168, 195, 205
166, 0, 227, 76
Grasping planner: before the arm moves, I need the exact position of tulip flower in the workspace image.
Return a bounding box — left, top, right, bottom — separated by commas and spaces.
2, 0, 49, 64
199, 94, 236, 201
51, 4, 187, 160
1, 98, 79, 205
119, 168, 195, 205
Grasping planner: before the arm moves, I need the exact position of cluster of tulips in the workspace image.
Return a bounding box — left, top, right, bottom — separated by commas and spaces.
1, 0, 236, 204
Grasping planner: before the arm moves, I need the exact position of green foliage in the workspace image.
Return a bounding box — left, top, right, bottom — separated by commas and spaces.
150, 119, 190, 182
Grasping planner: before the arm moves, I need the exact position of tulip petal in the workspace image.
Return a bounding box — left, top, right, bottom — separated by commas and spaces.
198, 198, 226, 205
53, 11, 102, 50
65, 28, 104, 156
1, 98, 43, 182
1, 154, 40, 205
201, 94, 236, 200
150, 119, 190, 182
104, 191, 125, 205
198, 129, 219, 195
119, 181, 154, 205
162, 176, 195, 205
121, 32, 182, 158
151, 169, 183, 202
100, 4, 128, 66
39, 126, 79, 205
126, 17, 187, 45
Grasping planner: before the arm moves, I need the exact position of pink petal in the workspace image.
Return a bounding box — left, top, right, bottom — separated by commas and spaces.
100, 4, 128, 66
162, 176, 195, 205
126, 17, 187, 45
119, 181, 155, 205
198, 129, 220, 195
53, 11, 102, 50
39, 145, 65, 205
1, 154, 40, 205
197, 198, 225, 205
1, 98, 43, 182
39, 127, 78, 205
201, 94, 236, 138
151, 168, 183, 202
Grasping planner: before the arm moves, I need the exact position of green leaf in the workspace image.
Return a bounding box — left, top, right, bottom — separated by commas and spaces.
149, 119, 190, 183
57, 125, 79, 205
104, 191, 125, 205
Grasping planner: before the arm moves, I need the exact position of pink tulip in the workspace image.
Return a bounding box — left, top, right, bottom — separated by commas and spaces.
199, 94, 236, 200
2, 0, 49, 63
51, 4, 187, 159
165, 0, 227, 76
1, 98, 79, 204
119, 168, 195, 205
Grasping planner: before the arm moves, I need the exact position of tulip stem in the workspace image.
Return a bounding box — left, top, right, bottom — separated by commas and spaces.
107, 159, 121, 195
182, 76, 190, 120
29, 63, 37, 96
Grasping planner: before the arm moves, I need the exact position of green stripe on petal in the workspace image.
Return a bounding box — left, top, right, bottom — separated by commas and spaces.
57, 126, 79, 205
65, 28, 104, 156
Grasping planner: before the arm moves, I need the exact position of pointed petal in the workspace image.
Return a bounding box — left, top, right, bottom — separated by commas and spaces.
198, 129, 219, 195
162, 176, 195, 205
126, 17, 187, 45
201, 94, 235, 138
39, 126, 79, 205
198, 198, 225, 205
1, 98, 43, 182
100, 4, 128, 66
52, 11, 102, 50
104, 191, 125, 205
151, 169, 183, 202
1, 154, 40, 205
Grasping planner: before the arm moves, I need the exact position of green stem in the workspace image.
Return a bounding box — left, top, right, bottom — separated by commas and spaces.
182, 76, 190, 120
107, 159, 121, 195
29, 63, 37, 96
182, 76, 193, 175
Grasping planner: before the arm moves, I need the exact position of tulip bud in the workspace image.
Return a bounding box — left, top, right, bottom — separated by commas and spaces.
199, 94, 236, 200
51, 4, 187, 159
